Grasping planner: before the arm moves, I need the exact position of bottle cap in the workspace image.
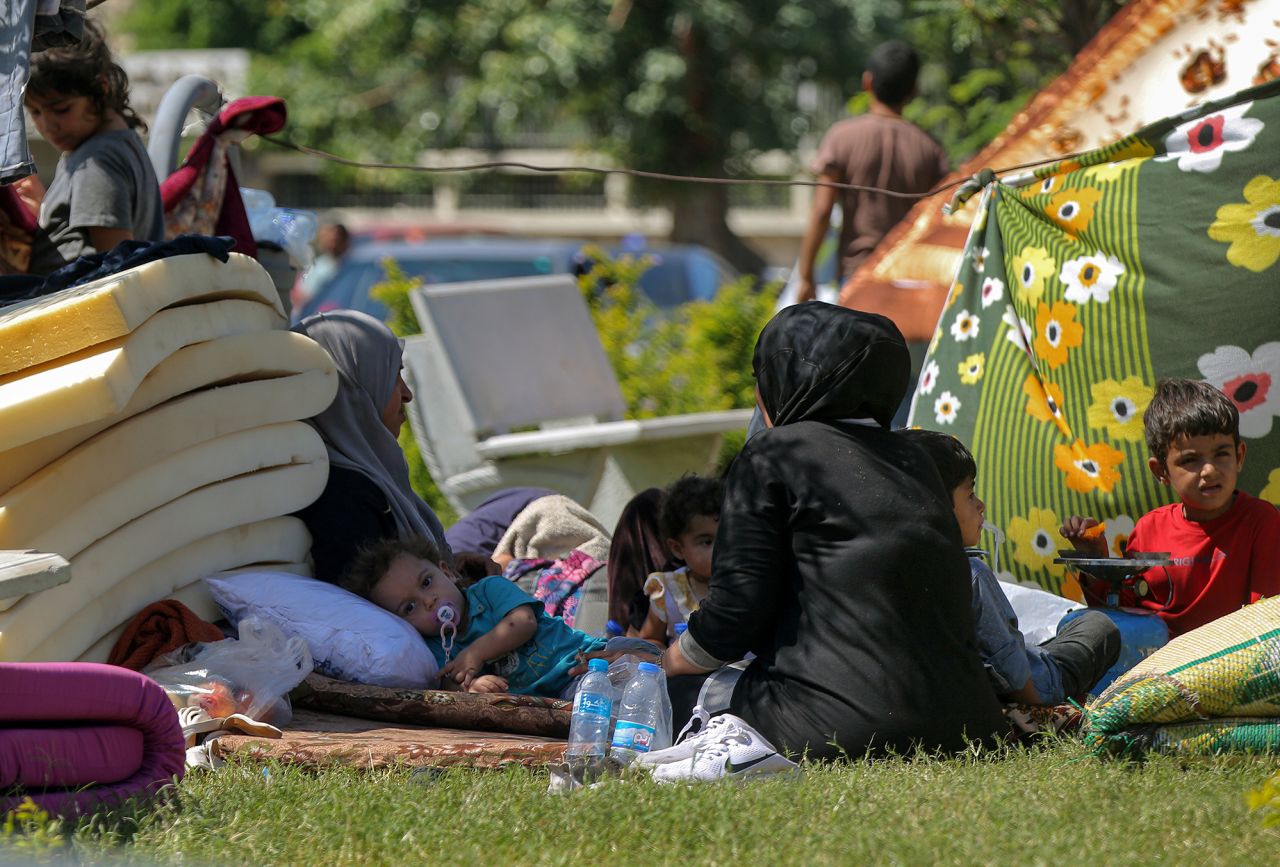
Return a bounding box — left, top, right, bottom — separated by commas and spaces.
588, 658, 609, 672
673, 623, 688, 636
638, 661, 660, 674
606, 619, 623, 635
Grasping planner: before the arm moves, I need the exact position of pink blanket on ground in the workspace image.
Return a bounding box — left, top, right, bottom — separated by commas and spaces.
0, 663, 184, 816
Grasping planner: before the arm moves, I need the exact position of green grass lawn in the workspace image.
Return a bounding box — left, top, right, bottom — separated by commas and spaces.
6, 738, 1280, 865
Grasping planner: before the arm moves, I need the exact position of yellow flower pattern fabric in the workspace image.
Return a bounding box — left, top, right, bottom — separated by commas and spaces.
1047, 188, 1102, 237
1054, 439, 1125, 495
1087, 377, 1152, 442
959, 353, 985, 385
1022, 373, 1070, 437
909, 80, 1280, 596
1007, 507, 1068, 578
1011, 246, 1055, 303
1032, 301, 1083, 369
1262, 469, 1280, 506
1208, 175, 1280, 272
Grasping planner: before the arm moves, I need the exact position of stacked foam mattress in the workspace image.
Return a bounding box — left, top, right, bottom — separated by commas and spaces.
0, 253, 337, 663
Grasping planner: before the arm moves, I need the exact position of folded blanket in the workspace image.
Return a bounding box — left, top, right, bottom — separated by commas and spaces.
108, 599, 226, 671
494, 494, 611, 564
0, 662, 184, 815
1085, 596, 1280, 757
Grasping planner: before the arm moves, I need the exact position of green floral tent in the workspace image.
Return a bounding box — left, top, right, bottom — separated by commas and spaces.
908, 78, 1280, 596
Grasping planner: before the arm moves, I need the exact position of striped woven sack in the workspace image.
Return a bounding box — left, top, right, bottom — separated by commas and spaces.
1085, 596, 1280, 757
908, 78, 1280, 597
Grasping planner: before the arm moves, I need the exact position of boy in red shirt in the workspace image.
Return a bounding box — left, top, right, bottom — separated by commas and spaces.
1063, 378, 1280, 636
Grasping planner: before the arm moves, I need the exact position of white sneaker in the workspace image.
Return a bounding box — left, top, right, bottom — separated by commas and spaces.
647, 713, 801, 783
637, 706, 747, 768
634, 706, 731, 767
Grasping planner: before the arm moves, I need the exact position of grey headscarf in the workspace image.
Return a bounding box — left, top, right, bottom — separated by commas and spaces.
294, 310, 452, 563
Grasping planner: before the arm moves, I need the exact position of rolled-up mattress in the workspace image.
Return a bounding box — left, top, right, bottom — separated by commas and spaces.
0, 330, 335, 494
0, 460, 328, 661
0, 662, 184, 815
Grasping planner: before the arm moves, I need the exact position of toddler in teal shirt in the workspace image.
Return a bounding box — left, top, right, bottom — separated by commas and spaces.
347, 536, 605, 696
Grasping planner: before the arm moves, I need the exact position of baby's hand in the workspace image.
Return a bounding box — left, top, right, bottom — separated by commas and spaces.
466, 675, 509, 694
440, 648, 484, 687
1061, 515, 1108, 558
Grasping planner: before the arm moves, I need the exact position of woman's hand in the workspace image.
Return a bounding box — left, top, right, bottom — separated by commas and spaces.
466, 675, 509, 694
566, 643, 661, 679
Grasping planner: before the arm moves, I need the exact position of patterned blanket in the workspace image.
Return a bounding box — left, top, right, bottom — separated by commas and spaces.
909, 78, 1280, 596
1085, 596, 1280, 757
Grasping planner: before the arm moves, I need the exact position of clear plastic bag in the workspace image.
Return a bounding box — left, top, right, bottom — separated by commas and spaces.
240, 187, 318, 268
143, 617, 312, 725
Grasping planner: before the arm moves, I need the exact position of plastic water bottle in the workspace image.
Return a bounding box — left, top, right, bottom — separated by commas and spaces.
566, 659, 613, 780
610, 661, 663, 764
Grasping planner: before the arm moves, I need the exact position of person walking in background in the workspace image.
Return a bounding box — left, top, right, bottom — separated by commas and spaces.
295, 221, 349, 308
795, 40, 947, 302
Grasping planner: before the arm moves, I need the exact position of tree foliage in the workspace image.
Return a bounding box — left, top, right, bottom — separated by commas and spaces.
903, 0, 1127, 163
119, 1, 1127, 263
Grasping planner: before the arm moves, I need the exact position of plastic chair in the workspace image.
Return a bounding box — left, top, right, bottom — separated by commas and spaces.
401, 274, 750, 531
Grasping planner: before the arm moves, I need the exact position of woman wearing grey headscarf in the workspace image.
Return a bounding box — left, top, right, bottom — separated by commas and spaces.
294, 310, 452, 584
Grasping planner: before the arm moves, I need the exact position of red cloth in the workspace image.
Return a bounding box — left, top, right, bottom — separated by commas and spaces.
159, 96, 287, 258
0, 662, 184, 816
1085, 491, 1280, 635
0, 184, 38, 273
107, 599, 226, 671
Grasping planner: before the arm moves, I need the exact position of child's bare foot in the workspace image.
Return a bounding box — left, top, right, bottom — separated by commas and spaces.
1060, 516, 1108, 558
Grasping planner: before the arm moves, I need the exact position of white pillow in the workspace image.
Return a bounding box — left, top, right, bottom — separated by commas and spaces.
205, 571, 439, 689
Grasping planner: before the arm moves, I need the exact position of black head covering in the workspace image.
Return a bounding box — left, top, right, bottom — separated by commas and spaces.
753, 301, 910, 428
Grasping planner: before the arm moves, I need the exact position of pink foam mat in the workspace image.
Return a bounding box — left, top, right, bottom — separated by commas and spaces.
0, 662, 184, 816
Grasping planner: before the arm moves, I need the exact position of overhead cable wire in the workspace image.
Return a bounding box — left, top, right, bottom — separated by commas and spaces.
259, 133, 1102, 201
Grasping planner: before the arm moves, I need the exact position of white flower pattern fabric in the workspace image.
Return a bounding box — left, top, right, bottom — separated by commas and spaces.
1157, 101, 1263, 173
934, 390, 961, 425
918, 359, 940, 396
1059, 252, 1125, 304
1198, 342, 1280, 438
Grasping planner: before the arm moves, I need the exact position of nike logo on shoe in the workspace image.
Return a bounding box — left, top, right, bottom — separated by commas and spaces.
724, 753, 779, 774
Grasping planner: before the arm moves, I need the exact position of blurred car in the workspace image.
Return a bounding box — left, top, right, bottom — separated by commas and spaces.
292, 236, 740, 324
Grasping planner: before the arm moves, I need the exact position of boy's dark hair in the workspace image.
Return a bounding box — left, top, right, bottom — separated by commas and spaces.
899, 428, 977, 494
659, 474, 724, 540
1144, 378, 1240, 466
29, 20, 146, 132
344, 535, 466, 601
867, 40, 921, 107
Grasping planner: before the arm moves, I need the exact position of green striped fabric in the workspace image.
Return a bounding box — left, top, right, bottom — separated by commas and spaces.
909, 79, 1280, 595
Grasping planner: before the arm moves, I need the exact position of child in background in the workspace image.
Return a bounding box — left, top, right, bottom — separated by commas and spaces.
346, 535, 605, 697
24, 20, 164, 275
606, 488, 674, 635
903, 429, 1120, 704
1064, 378, 1280, 636
640, 475, 723, 644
